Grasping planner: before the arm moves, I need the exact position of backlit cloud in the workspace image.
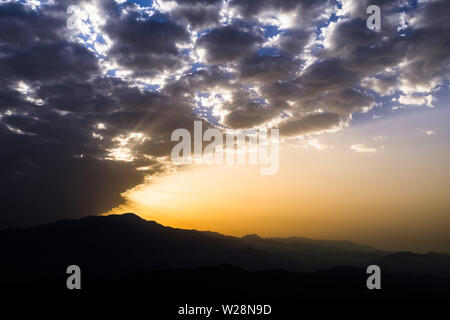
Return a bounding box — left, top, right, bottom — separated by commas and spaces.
0, 0, 448, 228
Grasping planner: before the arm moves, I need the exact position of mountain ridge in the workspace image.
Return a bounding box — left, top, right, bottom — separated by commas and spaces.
1, 213, 449, 280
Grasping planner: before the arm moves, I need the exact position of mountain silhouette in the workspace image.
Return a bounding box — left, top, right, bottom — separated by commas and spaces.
374, 251, 450, 277
0, 213, 387, 279
1, 213, 449, 279
2, 213, 450, 305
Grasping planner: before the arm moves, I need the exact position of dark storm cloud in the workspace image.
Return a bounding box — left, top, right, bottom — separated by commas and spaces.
183, 66, 235, 91
104, 11, 190, 75
321, 18, 390, 57
221, 89, 280, 128
197, 24, 264, 64
298, 60, 360, 94
341, 38, 406, 75
279, 112, 342, 137
261, 80, 302, 104
398, 1, 450, 91
331, 0, 450, 95
339, 0, 405, 19
0, 85, 35, 112
409, 0, 450, 29
0, 2, 64, 48
276, 29, 311, 55
1, 42, 99, 82
0, 2, 198, 229
0, 126, 143, 229
229, 0, 333, 26
0, 3, 97, 84
316, 89, 374, 115
229, 0, 322, 16
171, 3, 222, 29
238, 54, 299, 83
36, 78, 118, 114
0, 100, 145, 229
224, 101, 279, 129
35, 76, 185, 116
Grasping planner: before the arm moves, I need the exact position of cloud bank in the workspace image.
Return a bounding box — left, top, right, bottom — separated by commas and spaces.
0, 0, 448, 228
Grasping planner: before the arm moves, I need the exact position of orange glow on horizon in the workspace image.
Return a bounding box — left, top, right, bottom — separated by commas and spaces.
106, 137, 450, 253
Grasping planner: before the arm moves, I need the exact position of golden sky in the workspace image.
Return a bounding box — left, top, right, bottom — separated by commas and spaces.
107, 106, 450, 253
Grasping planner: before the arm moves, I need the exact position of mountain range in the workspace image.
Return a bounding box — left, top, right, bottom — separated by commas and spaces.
1, 213, 449, 282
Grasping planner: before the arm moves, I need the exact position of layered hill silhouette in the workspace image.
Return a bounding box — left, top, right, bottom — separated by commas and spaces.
2, 213, 450, 305
1, 213, 449, 281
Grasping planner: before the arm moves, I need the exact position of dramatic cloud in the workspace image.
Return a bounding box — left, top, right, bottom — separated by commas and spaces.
0, 0, 449, 228
104, 11, 190, 76
0, 2, 197, 228
238, 54, 299, 83
171, 2, 222, 30
279, 113, 343, 137
197, 24, 264, 64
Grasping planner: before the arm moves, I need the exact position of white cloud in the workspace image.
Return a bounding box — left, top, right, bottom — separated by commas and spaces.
396, 94, 434, 108
306, 138, 331, 151
373, 136, 388, 141
350, 144, 377, 153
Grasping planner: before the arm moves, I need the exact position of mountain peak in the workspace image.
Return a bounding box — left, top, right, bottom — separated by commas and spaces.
75, 213, 157, 228
108, 213, 146, 221
242, 234, 262, 240
81, 213, 147, 223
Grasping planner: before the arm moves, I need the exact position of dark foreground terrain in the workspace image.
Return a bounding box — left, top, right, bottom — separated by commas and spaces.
3, 264, 450, 318
1, 214, 449, 317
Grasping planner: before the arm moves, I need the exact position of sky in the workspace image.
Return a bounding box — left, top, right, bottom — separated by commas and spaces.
0, 0, 449, 252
